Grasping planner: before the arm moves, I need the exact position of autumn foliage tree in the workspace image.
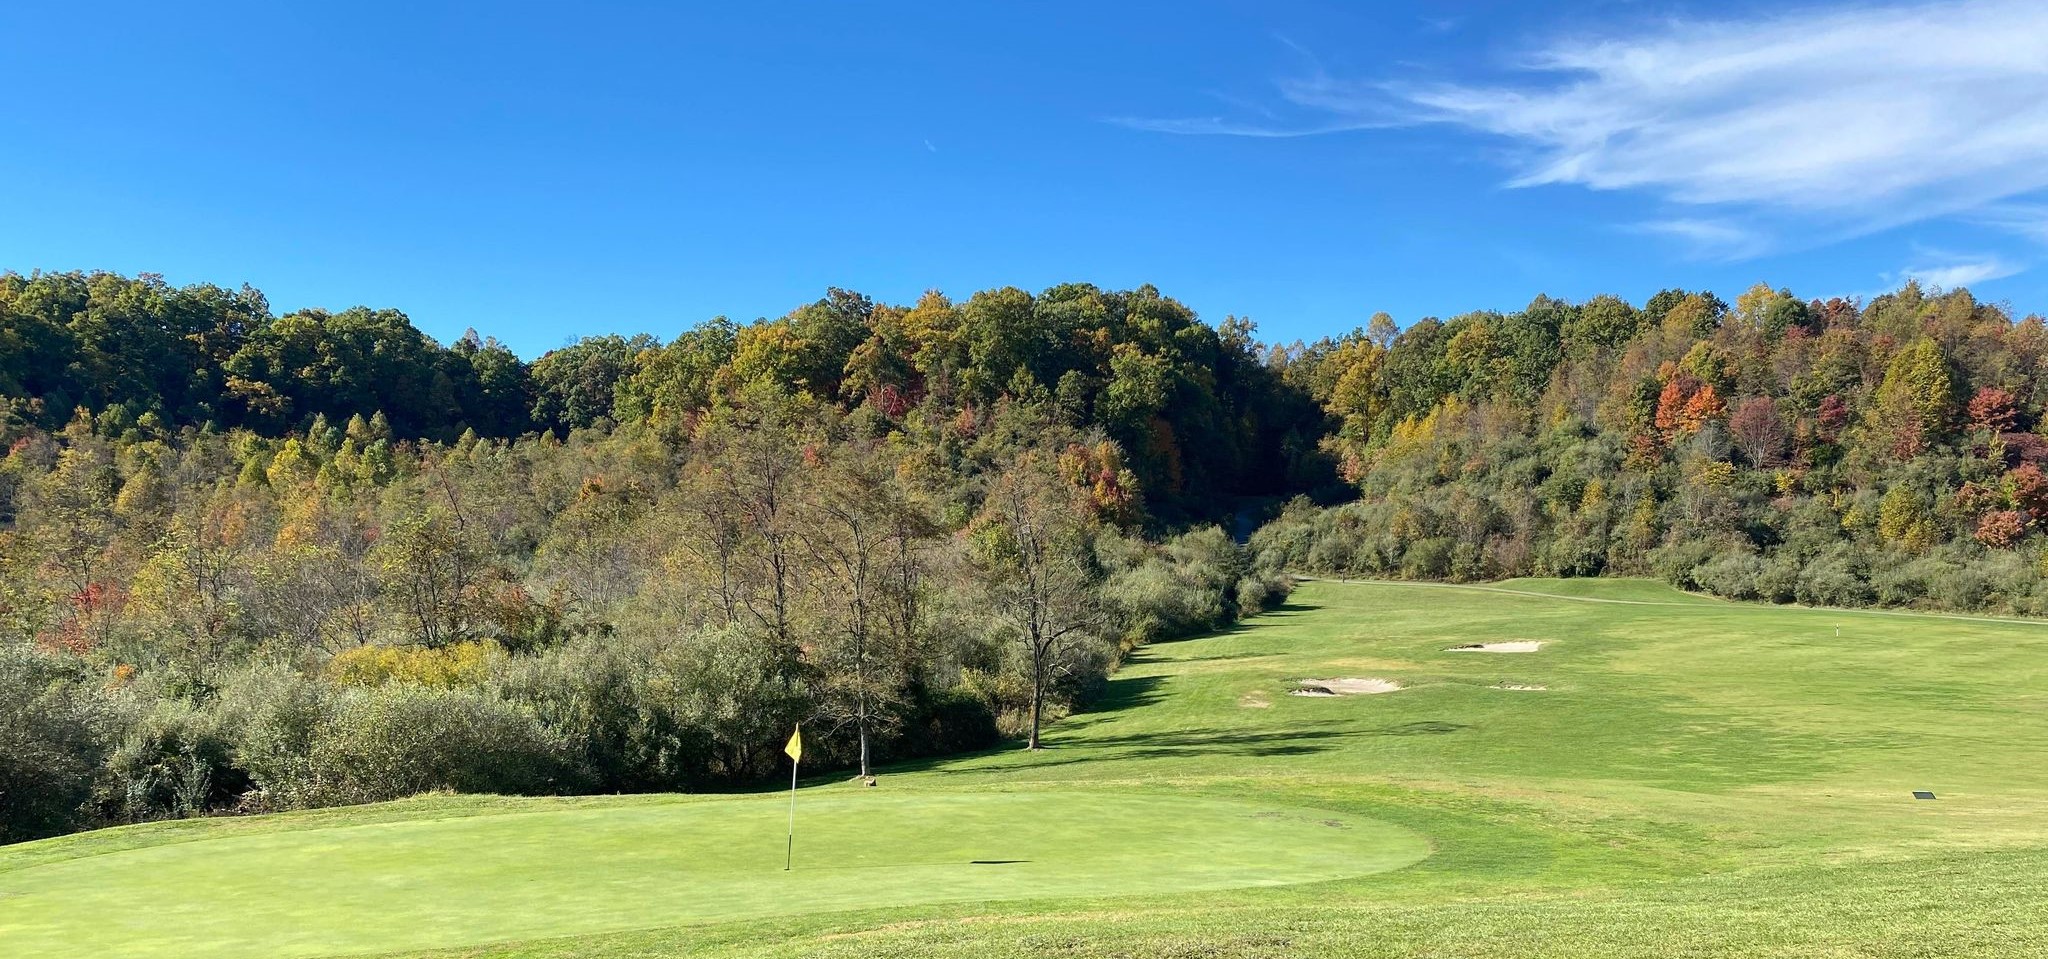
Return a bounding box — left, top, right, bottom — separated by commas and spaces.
1969, 386, 2022, 434
17, 265, 2048, 843
968, 454, 1106, 750
1728, 396, 1787, 467
1873, 338, 1956, 459
1259, 280, 2048, 617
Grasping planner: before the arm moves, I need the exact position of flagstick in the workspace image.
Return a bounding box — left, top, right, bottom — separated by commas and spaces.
785, 755, 798, 871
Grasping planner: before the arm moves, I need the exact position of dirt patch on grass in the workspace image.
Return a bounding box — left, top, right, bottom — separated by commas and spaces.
1291, 677, 1402, 696
1446, 641, 1543, 653
1239, 690, 1272, 708
1491, 682, 1548, 691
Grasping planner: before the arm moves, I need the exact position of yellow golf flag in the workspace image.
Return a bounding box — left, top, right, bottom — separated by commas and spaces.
782, 724, 802, 870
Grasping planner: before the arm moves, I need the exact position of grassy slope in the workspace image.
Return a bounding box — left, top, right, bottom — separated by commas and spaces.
7, 578, 2048, 958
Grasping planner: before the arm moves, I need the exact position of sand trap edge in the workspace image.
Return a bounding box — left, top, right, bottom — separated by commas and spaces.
1291, 677, 1403, 696
1445, 641, 1544, 653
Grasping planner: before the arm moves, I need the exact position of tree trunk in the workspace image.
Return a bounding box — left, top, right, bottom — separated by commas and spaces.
1027, 647, 1045, 750
856, 649, 873, 778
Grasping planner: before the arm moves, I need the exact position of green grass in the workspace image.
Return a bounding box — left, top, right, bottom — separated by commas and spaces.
7, 577, 2048, 958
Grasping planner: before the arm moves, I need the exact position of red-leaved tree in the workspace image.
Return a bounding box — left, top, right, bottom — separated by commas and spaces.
1728, 396, 1785, 466
1969, 386, 2021, 434
1976, 510, 2028, 549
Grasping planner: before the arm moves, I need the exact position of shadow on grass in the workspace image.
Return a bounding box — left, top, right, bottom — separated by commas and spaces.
1369, 721, 1468, 736
930, 717, 1473, 774
917, 725, 1353, 775
1168, 649, 1279, 664
874, 600, 1333, 778
1090, 673, 1170, 714
1137, 600, 1323, 649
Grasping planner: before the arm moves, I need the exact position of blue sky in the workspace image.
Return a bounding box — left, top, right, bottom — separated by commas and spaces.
4, 1, 2047, 357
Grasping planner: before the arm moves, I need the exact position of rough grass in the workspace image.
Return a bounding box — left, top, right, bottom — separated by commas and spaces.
6, 577, 2048, 958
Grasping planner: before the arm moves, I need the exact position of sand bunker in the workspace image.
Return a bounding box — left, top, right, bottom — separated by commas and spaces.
1291, 678, 1403, 697
1446, 641, 1543, 653
1491, 683, 1547, 691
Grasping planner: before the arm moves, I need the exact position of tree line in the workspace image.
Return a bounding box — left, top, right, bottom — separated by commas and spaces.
0, 322, 1284, 842
13, 267, 2048, 843
0, 270, 1335, 522
1255, 282, 2048, 616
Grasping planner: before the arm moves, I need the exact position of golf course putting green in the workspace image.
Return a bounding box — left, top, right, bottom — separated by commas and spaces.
0, 790, 1429, 959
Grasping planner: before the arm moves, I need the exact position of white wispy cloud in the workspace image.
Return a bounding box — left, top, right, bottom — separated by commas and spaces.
1115, 73, 1404, 137
1398, 0, 2048, 220
1972, 202, 2048, 245
1897, 251, 2023, 289
1106, 33, 1406, 137
1119, 0, 2048, 260
1632, 218, 1770, 261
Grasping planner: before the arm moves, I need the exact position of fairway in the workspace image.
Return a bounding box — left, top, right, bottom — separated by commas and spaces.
8, 577, 2048, 957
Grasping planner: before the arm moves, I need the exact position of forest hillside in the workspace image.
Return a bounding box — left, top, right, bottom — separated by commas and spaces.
5, 269, 2045, 843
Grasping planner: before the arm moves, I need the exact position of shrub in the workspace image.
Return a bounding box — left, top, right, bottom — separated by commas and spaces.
639, 625, 808, 781
1541, 534, 1605, 578
1929, 564, 1992, 611
1401, 537, 1456, 579
491, 634, 682, 792
1872, 560, 1933, 607
1233, 569, 1290, 615
1978, 550, 2038, 614
215, 665, 336, 810
1246, 497, 1319, 575
304, 685, 572, 805
1448, 540, 1486, 581
324, 640, 501, 688
1302, 515, 1366, 573
1106, 562, 1201, 646
0, 645, 111, 842
1755, 554, 1802, 603
1651, 537, 1723, 590
1691, 549, 1767, 601
890, 688, 1000, 758
104, 699, 250, 820
1105, 526, 1274, 646
1797, 546, 1874, 607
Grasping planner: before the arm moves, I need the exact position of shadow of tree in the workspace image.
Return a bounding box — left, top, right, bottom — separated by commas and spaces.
1087, 673, 1169, 714
1367, 720, 1468, 736
1140, 600, 1321, 647
1169, 649, 1279, 664
880, 599, 1345, 777
919, 725, 1352, 775
878, 674, 1170, 776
